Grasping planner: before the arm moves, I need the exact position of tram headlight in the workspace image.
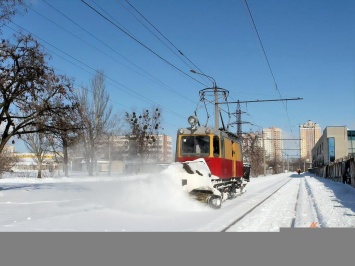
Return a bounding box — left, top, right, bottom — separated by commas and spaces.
179, 128, 184, 134
188, 116, 198, 127
205, 128, 211, 134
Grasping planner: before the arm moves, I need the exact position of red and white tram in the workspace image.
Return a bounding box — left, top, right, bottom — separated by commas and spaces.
175, 116, 250, 208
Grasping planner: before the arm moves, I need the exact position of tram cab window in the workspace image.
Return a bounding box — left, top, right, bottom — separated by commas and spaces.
213, 136, 220, 157
181, 136, 210, 156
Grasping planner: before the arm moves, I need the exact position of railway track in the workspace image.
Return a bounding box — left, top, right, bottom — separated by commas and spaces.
220, 179, 293, 232
219, 175, 325, 232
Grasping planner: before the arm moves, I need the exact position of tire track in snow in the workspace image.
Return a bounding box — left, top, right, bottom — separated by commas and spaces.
305, 178, 327, 227
290, 180, 301, 228
291, 177, 320, 228
303, 176, 324, 227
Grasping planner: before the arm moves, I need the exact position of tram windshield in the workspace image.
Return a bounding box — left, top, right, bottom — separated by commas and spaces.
180, 135, 210, 156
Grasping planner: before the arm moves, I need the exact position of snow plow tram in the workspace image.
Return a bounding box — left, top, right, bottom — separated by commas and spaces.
173, 115, 250, 209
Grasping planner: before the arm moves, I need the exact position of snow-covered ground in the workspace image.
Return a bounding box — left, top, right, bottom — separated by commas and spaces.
1, 169, 355, 231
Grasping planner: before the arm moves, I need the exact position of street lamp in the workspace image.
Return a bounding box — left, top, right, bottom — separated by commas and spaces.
190, 69, 219, 129
190, 69, 216, 87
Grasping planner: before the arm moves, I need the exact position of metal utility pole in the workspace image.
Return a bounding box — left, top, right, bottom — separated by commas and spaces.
276, 147, 302, 172
229, 98, 302, 175
262, 132, 266, 176
214, 83, 219, 129
230, 101, 247, 138
190, 70, 228, 129
236, 101, 242, 137
220, 97, 303, 138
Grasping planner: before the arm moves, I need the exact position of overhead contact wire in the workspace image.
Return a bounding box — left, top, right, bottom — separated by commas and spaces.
80, 0, 208, 87
42, 0, 194, 104
8, 23, 186, 120
123, 0, 212, 85
243, 0, 296, 137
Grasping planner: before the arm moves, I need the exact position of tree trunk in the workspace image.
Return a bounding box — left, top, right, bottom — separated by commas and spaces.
37, 160, 42, 178
62, 137, 69, 177
87, 159, 94, 176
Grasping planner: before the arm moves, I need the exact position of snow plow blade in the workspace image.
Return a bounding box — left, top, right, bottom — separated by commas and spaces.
161, 158, 221, 200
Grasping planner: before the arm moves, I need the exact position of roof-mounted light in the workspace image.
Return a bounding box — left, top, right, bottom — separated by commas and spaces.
188, 116, 198, 127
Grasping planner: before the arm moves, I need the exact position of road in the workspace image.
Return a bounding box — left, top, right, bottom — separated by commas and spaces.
1, 171, 355, 231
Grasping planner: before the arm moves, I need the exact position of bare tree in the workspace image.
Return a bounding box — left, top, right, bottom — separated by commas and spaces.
21, 109, 82, 178
0, 34, 77, 153
98, 112, 125, 175
125, 106, 162, 162
242, 131, 264, 177
48, 104, 83, 177
0, 149, 18, 177
23, 130, 53, 178
267, 157, 283, 174
75, 70, 114, 176
0, 0, 26, 31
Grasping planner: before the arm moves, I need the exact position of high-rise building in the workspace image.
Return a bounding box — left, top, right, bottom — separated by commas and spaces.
300, 120, 321, 162
263, 127, 283, 161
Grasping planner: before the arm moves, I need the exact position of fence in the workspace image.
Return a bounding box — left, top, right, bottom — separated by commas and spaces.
309, 157, 355, 187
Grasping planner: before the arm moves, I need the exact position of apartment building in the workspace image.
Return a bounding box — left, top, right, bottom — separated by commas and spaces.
263, 127, 283, 161
110, 134, 173, 163
300, 120, 321, 162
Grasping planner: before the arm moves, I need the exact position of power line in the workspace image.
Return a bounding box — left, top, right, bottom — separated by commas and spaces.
7, 23, 187, 121
5, 24, 183, 130
80, 0, 208, 87
243, 0, 279, 94
218, 97, 303, 138
218, 97, 303, 104
118, 1, 188, 66
82, 0, 248, 128
242, 0, 300, 146
122, 0, 212, 85
41, 0, 194, 104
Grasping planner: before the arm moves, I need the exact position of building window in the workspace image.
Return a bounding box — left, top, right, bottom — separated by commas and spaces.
328, 137, 335, 162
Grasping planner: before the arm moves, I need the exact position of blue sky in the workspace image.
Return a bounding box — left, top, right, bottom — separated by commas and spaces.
2, 0, 355, 157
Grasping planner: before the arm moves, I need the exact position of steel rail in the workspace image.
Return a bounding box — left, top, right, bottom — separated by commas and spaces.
220, 178, 293, 232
